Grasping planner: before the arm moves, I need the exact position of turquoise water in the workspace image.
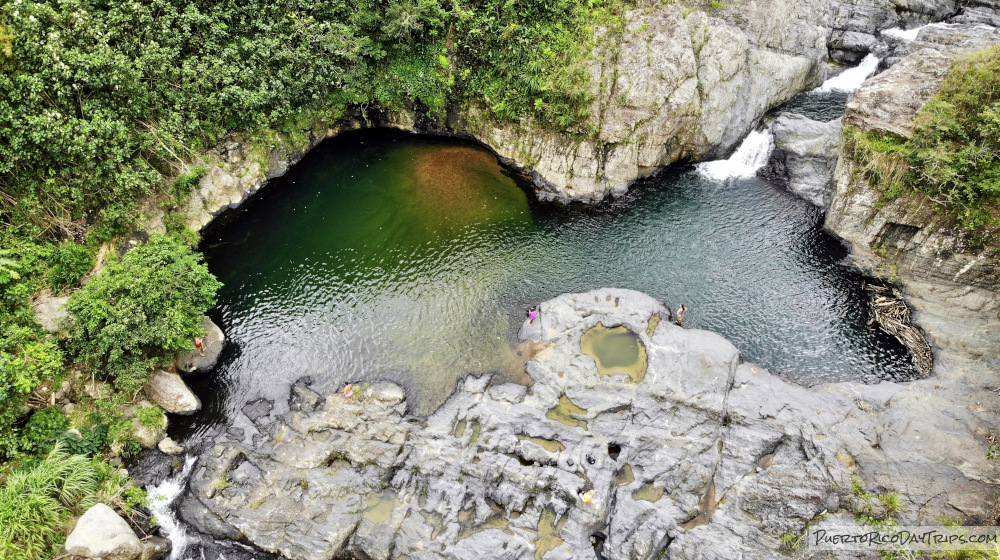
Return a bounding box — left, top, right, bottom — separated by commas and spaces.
184, 128, 914, 431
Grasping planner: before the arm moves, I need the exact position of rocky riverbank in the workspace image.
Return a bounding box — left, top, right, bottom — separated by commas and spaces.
825, 28, 1000, 382
171, 289, 998, 560
140, 0, 993, 235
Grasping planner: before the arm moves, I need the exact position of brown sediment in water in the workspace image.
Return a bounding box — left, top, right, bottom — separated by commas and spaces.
633, 480, 666, 502
517, 436, 566, 454
532, 507, 568, 560
580, 324, 648, 383
680, 479, 718, 530
616, 464, 636, 486
468, 419, 481, 447
546, 394, 588, 429
645, 313, 661, 337
410, 146, 513, 217
363, 490, 400, 524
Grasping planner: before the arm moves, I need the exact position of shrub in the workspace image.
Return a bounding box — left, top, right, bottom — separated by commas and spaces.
47, 243, 94, 291
67, 235, 221, 394
19, 407, 69, 455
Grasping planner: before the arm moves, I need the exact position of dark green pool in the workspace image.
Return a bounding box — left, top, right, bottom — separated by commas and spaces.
185, 128, 914, 432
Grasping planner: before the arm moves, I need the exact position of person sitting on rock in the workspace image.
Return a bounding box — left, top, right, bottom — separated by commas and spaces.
528, 306, 538, 324
675, 304, 687, 326
194, 336, 206, 357
342, 383, 354, 401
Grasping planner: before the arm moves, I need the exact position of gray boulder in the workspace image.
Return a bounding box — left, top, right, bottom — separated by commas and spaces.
140, 537, 171, 560
144, 370, 201, 414
176, 317, 225, 374
157, 437, 185, 455
761, 113, 842, 208
65, 503, 142, 560
32, 291, 69, 332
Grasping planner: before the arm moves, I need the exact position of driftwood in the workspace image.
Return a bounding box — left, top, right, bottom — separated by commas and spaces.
864, 283, 933, 377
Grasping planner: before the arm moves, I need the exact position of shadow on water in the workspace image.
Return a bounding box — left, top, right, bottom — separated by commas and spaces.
173, 127, 916, 440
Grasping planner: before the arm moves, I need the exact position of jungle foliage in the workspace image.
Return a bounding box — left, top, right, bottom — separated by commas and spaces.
0, 0, 626, 240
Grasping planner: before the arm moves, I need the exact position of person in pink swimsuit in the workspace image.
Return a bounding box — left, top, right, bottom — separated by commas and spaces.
528, 306, 538, 324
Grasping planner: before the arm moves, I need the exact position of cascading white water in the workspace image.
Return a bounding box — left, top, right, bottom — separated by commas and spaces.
146, 455, 198, 560
817, 53, 881, 93
696, 129, 775, 182
882, 24, 929, 42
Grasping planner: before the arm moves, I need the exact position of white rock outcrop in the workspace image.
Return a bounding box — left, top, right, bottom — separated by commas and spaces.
65, 503, 142, 560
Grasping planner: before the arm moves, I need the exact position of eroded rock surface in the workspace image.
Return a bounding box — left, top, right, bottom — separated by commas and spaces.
144, 370, 201, 414
180, 289, 999, 560
761, 113, 842, 208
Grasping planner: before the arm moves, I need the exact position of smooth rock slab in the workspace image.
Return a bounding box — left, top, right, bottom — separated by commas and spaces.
176, 317, 226, 374
65, 503, 142, 560
144, 370, 201, 414
761, 113, 841, 208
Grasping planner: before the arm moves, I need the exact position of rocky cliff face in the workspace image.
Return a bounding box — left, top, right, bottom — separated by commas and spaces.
141, 0, 968, 235
825, 33, 1000, 379
177, 289, 999, 560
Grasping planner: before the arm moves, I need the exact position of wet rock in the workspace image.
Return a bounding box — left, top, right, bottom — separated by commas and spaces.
32, 290, 70, 332
185, 289, 1000, 560
144, 370, 201, 414
158, 437, 185, 455
761, 113, 842, 208
176, 317, 226, 374
140, 536, 171, 560
65, 503, 143, 560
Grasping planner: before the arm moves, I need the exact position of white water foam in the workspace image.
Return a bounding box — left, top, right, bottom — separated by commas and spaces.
697, 129, 775, 182
147, 455, 198, 560
882, 25, 928, 42
817, 54, 881, 93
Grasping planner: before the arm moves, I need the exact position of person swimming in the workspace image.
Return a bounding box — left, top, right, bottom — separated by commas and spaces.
528, 306, 538, 324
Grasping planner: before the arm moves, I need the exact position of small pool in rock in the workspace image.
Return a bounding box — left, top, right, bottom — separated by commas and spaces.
580, 324, 647, 383
178, 127, 917, 437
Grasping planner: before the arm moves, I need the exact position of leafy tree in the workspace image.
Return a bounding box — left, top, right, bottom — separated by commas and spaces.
67, 235, 221, 393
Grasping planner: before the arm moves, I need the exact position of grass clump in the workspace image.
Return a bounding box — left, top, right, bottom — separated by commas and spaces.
845, 45, 1000, 231
0, 444, 101, 559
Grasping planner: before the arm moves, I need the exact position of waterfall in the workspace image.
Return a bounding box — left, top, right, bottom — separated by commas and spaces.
817, 54, 880, 93
696, 129, 775, 182
146, 455, 198, 560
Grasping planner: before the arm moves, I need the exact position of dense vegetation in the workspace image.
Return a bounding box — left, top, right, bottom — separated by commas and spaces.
1, 0, 625, 240
846, 45, 1000, 231
0, 0, 627, 552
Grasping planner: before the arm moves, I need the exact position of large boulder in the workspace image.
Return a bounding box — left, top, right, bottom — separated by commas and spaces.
144, 370, 201, 414
761, 113, 842, 208
176, 317, 225, 374
126, 400, 167, 449
64, 503, 142, 560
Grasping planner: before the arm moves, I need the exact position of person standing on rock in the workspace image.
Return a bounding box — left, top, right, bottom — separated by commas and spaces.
528, 306, 538, 324
675, 304, 687, 326
193, 336, 206, 357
